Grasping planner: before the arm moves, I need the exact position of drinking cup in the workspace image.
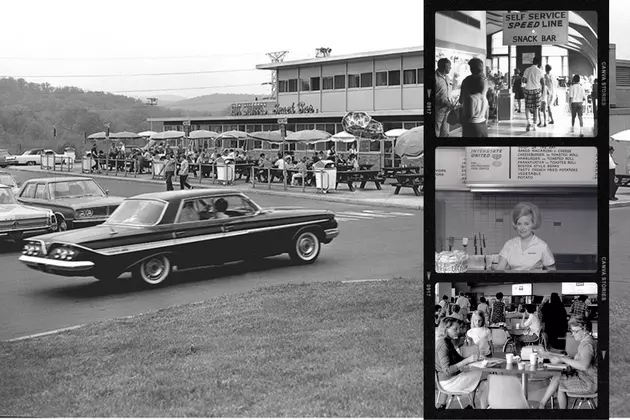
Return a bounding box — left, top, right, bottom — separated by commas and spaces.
529, 353, 537, 366
506, 353, 514, 364
518, 362, 526, 370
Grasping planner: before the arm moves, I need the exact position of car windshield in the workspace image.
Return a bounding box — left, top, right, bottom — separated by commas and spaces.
0, 174, 16, 187
106, 199, 166, 226
50, 180, 105, 199
0, 187, 16, 205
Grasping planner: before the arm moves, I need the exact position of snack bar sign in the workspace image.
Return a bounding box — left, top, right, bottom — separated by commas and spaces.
503, 11, 569, 45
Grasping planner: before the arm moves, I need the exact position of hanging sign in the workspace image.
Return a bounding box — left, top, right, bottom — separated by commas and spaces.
435, 147, 468, 190
503, 11, 569, 45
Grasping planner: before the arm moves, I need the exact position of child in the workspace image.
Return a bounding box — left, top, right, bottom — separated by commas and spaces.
569, 74, 586, 137
450, 304, 465, 321
466, 310, 493, 357
514, 304, 542, 353
537, 76, 548, 127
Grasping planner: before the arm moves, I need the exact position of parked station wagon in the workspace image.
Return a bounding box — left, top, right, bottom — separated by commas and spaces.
16, 177, 125, 231
19, 189, 339, 286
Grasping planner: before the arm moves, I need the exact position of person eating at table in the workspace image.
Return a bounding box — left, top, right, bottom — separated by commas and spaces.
466, 310, 493, 357
495, 202, 556, 271
435, 317, 488, 409
537, 315, 598, 409
450, 305, 464, 322
513, 304, 541, 353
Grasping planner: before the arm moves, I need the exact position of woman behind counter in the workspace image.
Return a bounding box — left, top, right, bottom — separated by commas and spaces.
495, 202, 556, 271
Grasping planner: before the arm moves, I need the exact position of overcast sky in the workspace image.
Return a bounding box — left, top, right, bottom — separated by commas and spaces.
611, 0, 630, 59
0, 0, 423, 99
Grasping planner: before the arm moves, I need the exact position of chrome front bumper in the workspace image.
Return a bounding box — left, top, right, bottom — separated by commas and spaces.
19, 255, 95, 273
324, 228, 340, 240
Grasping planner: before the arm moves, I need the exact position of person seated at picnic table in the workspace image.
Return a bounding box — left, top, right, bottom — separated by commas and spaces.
435, 317, 488, 409
513, 304, 541, 353
466, 310, 493, 357
214, 198, 229, 219
538, 315, 598, 409
291, 157, 308, 186
347, 153, 360, 171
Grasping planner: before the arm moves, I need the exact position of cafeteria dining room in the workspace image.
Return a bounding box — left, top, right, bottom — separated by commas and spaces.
434, 146, 597, 273
433, 281, 599, 410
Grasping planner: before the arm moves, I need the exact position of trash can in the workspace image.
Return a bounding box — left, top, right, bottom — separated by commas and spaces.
497, 90, 513, 121
313, 160, 336, 193
216, 157, 235, 184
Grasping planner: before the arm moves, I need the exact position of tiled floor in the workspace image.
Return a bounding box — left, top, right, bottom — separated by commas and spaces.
446, 103, 597, 138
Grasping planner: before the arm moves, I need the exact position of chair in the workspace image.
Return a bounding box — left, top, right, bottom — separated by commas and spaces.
567, 392, 597, 409
486, 374, 531, 409
435, 371, 475, 409
491, 328, 509, 354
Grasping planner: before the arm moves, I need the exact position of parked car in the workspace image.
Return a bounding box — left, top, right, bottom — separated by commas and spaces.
10, 148, 46, 166
16, 177, 125, 231
0, 149, 14, 168
18, 189, 339, 286
0, 171, 21, 195
0, 183, 57, 242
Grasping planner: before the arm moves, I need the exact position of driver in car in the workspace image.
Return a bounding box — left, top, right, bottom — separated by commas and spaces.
214, 198, 229, 219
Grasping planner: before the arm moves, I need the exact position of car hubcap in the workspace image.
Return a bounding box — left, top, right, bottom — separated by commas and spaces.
58, 220, 67, 231
143, 257, 166, 283
297, 234, 317, 259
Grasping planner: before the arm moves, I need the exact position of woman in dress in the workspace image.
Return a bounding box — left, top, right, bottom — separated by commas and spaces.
538, 315, 598, 409
541, 293, 568, 351
495, 202, 556, 271
512, 68, 525, 112
490, 292, 506, 324
435, 317, 487, 409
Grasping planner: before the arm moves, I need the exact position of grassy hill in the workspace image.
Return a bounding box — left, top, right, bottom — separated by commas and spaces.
165, 93, 269, 115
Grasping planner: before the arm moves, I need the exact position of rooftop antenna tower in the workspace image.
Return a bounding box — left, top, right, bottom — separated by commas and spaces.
264, 51, 288, 100
316, 47, 332, 58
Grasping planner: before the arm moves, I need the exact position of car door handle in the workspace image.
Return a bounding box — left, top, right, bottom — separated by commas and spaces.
222, 225, 234, 232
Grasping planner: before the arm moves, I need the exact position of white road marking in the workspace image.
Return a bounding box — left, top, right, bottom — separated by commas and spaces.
335, 212, 374, 219
363, 210, 416, 216
336, 217, 364, 222
6, 324, 85, 342
342, 279, 389, 283
341, 211, 396, 218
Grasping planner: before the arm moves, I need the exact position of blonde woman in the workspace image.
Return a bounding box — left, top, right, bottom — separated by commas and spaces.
495, 202, 555, 271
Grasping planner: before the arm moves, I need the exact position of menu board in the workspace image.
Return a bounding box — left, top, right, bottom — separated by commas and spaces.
562, 282, 598, 295
466, 147, 597, 187
512, 283, 533, 296
435, 147, 468, 190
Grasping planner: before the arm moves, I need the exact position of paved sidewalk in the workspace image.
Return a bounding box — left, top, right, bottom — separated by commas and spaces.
9, 165, 424, 210
610, 190, 630, 209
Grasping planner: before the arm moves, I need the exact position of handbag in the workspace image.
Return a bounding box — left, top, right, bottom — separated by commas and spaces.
447, 107, 461, 125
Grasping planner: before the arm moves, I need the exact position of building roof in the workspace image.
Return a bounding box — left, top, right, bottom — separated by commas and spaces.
256, 46, 423, 70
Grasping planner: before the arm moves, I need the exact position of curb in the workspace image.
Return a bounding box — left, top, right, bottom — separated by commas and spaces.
10, 167, 423, 210
610, 200, 630, 209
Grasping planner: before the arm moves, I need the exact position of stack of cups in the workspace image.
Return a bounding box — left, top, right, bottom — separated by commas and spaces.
530, 352, 538, 367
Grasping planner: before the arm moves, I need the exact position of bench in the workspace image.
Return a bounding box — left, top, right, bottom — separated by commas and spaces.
391, 180, 423, 196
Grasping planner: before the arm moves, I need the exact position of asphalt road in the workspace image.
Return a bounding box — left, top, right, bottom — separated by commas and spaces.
0, 170, 422, 341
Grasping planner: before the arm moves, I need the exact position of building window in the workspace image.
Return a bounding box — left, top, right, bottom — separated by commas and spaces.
618, 66, 630, 87
403, 69, 417, 85
288, 79, 298, 92
403, 122, 420, 129
278, 80, 288, 93
310, 77, 321, 91
325, 124, 335, 135
417, 68, 424, 84
388, 70, 401, 86
262, 124, 271, 131
348, 74, 360, 88
437, 11, 481, 29
376, 71, 388, 86
334, 75, 345, 89
296, 123, 307, 131
254, 140, 262, 149
361, 72, 373, 87
322, 76, 334, 90
300, 78, 310, 92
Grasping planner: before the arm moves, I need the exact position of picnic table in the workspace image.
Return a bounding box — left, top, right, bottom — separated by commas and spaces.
336, 170, 385, 192
337, 163, 374, 172
234, 162, 254, 182
615, 174, 630, 187
392, 173, 424, 196
382, 166, 422, 178
467, 358, 563, 400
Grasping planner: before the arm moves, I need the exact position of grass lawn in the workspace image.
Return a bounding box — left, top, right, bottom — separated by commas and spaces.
0, 279, 422, 417
610, 298, 629, 416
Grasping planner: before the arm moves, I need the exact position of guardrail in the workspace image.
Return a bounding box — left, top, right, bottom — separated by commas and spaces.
41, 155, 74, 172
81, 156, 141, 177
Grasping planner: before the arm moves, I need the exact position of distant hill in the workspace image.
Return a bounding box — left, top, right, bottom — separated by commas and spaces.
165, 93, 269, 115
136, 94, 188, 105
0, 77, 205, 154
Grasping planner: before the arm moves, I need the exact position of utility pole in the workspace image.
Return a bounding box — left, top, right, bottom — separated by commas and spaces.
146, 97, 158, 131
265, 51, 288, 100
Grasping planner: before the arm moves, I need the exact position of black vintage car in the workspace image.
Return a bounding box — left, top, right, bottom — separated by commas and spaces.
19, 189, 339, 286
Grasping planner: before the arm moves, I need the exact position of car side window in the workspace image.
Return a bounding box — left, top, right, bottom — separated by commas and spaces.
220, 195, 256, 218
175, 199, 202, 224
21, 183, 36, 198
34, 183, 49, 200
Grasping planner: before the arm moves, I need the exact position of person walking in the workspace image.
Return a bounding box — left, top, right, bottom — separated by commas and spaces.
522, 57, 544, 132
158, 153, 177, 191
537, 76, 548, 128
512, 68, 524, 113
435, 58, 452, 137
569, 74, 587, 137
178, 154, 192, 190
455, 291, 471, 321
544, 65, 557, 125
610, 145, 619, 201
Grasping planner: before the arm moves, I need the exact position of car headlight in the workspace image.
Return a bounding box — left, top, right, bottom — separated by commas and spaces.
49, 247, 77, 260
22, 243, 43, 256
75, 209, 94, 219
